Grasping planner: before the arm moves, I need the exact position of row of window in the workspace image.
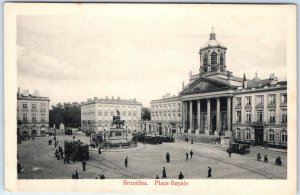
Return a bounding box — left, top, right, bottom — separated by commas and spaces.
236, 109, 287, 123
235, 129, 287, 143
236, 94, 287, 107
82, 105, 139, 111
152, 113, 181, 121
151, 103, 181, 111
21, 113, 46, 121
82, 112, 137, 116
203, 52, 224, 66
21, 102, 47, 110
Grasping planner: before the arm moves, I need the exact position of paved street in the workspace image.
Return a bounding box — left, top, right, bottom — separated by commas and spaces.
17, 131, 287, 179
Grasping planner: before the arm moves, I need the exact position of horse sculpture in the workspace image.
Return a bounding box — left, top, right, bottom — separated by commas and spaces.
112, 109, 125, 128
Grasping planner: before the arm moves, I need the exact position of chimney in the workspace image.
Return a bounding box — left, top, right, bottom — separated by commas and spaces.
243, 73, 247, 89
33, 90, 39, 97
133, 98, 136, 102
270, 73, 278, 86
87, 98, 92, 102
182, 81, 185, 90
23, 90, 29, 97
94, 97, 98, 101
112, 96, 114, 100
18, 87, 21, 96
106, 96, 108, 99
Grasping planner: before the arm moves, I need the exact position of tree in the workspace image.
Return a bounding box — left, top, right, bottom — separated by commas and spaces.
141, 107, 151, 121
49, 102, 81, 128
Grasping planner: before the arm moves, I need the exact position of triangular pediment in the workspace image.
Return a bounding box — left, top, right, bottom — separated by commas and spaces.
180, 77, 232, 95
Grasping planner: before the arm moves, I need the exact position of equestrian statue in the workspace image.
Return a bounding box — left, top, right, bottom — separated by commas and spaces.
112, 109, 125, 128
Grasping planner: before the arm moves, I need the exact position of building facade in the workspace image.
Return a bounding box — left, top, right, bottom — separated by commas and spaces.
150, 93, 182, 134
149, 30, 288, 148
80, 96, 142, 133
17, 88, 50, 137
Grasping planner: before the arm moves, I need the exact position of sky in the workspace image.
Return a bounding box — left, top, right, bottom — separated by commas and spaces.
17, 4, 287, 107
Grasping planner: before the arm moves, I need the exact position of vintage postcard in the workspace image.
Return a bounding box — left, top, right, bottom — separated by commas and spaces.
4, 3, 297, 195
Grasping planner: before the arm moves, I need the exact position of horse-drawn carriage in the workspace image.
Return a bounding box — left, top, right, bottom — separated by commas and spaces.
228, 143, 250, 155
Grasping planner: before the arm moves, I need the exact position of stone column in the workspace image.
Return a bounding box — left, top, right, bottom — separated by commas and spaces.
216, 97, 221, 133
197, 100, 201, 134
226, 97, 232, 136
182, 102, 186, 130
206, 99, 211, 135
189, 101, 193, 133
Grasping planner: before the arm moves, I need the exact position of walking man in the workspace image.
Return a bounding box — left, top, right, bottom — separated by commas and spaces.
162, 167, 167, 179
207, 166, 212, 178
190, 150, 193, 159
264, 155, 269, 163
166, 152, 170, 163
227, 147, 232, 158
82, 160, 86, 171
125, 156, 128, 167
186, 153, 189, 161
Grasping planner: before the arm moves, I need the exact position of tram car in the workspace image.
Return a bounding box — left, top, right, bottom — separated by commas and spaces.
228, 143, 250, 155
64, 140, 89, 162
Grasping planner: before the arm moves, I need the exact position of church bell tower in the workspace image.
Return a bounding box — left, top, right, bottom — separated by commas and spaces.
199, 28, 227, 75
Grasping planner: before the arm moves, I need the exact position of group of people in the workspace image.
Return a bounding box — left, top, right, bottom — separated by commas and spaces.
257, 153, 282, 166
71, 170, 79, 179
96, 174, 106, 179
158, 166, 212, 179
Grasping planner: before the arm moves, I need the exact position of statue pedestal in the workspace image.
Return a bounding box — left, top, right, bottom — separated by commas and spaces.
225, 131, 232, 137
188, 129, 192, 134
205, 130, 210, 135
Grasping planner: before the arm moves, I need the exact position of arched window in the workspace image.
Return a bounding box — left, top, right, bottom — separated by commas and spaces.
235, 128, 241, 139
203, 53, 208, 66
268, 129, 275, 142
280, 130, 287, 143
245, 128, 251, 140
220, 53, 224, 65
211, 52, 217, 65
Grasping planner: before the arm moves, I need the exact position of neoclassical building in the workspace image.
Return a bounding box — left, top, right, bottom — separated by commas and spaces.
17, 88, 50, 137
150, 93, 182, 134
80, 96, 142, 132
150, 30, 287, 148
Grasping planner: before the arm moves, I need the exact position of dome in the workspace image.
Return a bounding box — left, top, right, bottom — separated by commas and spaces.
203, 39, 223, 47
202, 32, 223, 48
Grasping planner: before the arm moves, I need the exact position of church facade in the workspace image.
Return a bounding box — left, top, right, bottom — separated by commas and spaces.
150, 30, 287, 148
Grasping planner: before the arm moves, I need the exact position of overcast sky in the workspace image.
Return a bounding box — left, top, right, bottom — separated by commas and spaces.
17, 4, 287, 107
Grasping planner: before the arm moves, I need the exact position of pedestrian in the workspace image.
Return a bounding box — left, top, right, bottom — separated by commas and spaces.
178, 172, 184, 179
82, 160, 86, 171
95, 177, 98, 179
98, 147, 102, 155
72, 174, 75, 179
257, 153, 261, 161
166, 152, 170, 163
227, 148, 232, 158
32, 135, 35, 141
207, 166, 212, 178
186, 153, 189, 161
55, 141, 57, 148
275, 156, 282, 166
125, 156, 128, 167
264, 155, 268, 163
191, 139, 193, 144
190, 150, 193, 159
162, 167, 167, 179
75, 170, 79, 179
155, 175, 159, 179
73, 136, 75, 141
